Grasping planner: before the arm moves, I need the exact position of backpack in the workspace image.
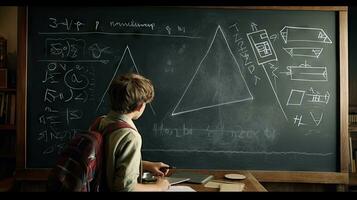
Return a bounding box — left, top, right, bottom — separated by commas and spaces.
47, 116, 134, 192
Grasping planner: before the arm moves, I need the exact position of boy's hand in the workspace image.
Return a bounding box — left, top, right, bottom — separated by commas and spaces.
143, 161, 170, 176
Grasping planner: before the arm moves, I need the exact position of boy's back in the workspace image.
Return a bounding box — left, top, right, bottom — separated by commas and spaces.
47, 116, 134, 192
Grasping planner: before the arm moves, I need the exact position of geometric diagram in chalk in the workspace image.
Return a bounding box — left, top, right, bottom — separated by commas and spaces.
95, 45, 156, 115
247, 29, 287, 121
247, 29, 277, 65
285, 61, 328, 82
171, 25, 253, 116
283, 47, 323, 58
310, 112, 323, 126
280, 26, 332, 44
286, 89, 305, 106
305, 88, 330, 104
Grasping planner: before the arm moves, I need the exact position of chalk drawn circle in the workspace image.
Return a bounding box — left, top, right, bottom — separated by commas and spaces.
224, 174, 246, 180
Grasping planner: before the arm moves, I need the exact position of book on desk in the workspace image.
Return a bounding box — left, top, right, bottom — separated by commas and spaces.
170, 172, 213, 184
166, 177, 190, 185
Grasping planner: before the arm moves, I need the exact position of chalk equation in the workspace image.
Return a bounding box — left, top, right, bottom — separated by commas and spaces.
36, 61, 96, 155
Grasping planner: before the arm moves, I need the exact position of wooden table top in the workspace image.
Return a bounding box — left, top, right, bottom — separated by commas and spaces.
167, 169, 267, 192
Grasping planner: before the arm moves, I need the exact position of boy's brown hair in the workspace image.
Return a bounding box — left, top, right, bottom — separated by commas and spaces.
108, 73, 154, 114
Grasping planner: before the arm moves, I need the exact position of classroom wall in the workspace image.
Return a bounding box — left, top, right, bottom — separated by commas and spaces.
349, 6, 357, 107
0, 6, 17, 71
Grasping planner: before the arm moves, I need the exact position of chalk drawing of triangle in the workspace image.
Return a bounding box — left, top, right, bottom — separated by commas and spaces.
283, 48, 294, 57
95, 45, 156, 115
171, 25, 254, 116
312, 48, 323, 57
318, 30, 332, 43
280, 31, 288, 44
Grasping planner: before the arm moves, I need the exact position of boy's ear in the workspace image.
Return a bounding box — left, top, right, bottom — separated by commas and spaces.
135, 103, 144, 111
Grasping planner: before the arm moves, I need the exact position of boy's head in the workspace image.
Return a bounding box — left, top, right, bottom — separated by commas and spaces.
108, 73, 154, 117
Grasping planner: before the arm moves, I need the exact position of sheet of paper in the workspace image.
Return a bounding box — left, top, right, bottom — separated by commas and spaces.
204, 181, 221, 188
205, 180, 245, 191
204, 180, 241, 188
166, 185, 196, 192
219, 183, 245, 192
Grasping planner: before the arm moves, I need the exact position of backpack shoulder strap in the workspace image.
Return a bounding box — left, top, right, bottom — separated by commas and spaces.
96, 119, 136, 192
89, 115, 136, 135
102, 120, 136, 135
89, 116, 106, 132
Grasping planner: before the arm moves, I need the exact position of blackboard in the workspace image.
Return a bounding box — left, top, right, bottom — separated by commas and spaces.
26, 6, 339, 172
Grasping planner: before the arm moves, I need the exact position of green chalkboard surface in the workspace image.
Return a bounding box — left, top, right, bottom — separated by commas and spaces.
26, 7, 338, 171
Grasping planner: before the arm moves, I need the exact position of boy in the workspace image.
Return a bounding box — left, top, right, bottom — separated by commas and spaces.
98, 73, 170, 191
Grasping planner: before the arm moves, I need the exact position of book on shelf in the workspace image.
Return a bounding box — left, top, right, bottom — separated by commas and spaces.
354, 149, 357, 173
9, 94, 15, 125
349, 113, 357, 127
0, 69, 7, 88
0, 36, 7, 68
0, 92, 4, 118
0, 93, 7, 124
350, 136, 354, 173
0, 92, 16, 125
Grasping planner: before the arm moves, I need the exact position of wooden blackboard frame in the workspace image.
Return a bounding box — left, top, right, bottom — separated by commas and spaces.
15, 6, 349, 185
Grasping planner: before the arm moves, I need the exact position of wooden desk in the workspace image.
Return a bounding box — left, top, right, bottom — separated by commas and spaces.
168, 169, 267, 192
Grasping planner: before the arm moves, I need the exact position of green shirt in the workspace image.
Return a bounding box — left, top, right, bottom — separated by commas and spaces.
98, 111, 143, 192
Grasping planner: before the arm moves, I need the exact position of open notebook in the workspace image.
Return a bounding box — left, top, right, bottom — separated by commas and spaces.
167, 186, 196, 192
142, 172, 190, 185
165, 177, 190, 185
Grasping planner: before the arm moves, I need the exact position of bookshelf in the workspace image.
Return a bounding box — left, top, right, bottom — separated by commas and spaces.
0, 35, 16, 180
0, 124, 15, 130
349, 106, 357, 190
0, 87, 16, 180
